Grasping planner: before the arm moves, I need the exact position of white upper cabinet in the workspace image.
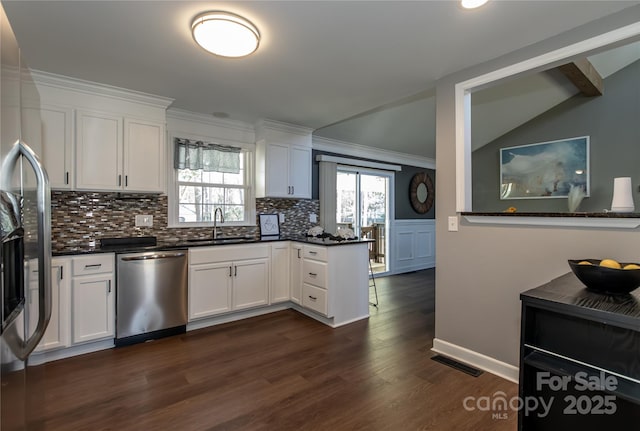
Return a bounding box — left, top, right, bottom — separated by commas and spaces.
76, 110, 123, 191
75, 111, 165, 193
33, 71, 173, 193
123, 118, 165, 192
255, 119, 312, 199
40, 106, 73, 189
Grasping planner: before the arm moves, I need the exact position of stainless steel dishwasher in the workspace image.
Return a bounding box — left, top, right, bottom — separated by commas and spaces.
115, 250, 188, 346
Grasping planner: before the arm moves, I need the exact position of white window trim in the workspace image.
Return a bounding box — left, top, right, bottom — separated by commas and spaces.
167, 132, 256, 228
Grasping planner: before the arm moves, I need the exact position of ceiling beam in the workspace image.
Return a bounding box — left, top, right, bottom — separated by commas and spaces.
557, 58, 603, 96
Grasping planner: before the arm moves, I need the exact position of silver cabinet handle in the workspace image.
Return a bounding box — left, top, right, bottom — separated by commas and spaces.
118, 174, 122, 186
85, 263, 102, 268
234, 265, 238, 277
121, 253, 185, 261
1, 139, 52, 360
297, 249, 301, 258
308, 251, 317, 255
291, 186, 294, 195
107, 280, 111, 293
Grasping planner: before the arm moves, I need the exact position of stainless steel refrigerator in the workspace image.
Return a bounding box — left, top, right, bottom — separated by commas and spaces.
1, 3, 52, 430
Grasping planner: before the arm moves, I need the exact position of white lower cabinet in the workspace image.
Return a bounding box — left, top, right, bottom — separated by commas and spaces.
301, 245, 331, 317
232, 259, 269, 310
189, 262, 233, 319
270, 243, 290, 304
289, 243, 303, 304
296, 242, 370, 326
27, 257, 71, 352
70, 254, 115, 344
188, 244, 270, 320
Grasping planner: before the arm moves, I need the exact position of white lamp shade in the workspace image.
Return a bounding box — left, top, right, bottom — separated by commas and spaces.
192, 12, 260, 58
611, 177, 635, 212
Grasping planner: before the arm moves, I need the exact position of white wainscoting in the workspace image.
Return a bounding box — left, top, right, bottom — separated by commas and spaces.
390, 219, 435, 274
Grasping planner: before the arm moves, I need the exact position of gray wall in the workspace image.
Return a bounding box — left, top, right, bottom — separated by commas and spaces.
435, 4, 640, 371
311, 149, 435, 219
472, 59, 640, 213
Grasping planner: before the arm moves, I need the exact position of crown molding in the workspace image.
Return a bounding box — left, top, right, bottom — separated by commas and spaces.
167, 108, 255, 134
312, 136, 436, 169
31, 70, 174, 109
255, 118, 314, 137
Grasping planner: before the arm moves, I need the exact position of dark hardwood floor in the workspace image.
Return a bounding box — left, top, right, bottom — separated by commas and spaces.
27, 269, 518, 430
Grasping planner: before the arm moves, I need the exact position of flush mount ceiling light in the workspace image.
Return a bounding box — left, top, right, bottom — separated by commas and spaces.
191, 11, 260, 58
461, 0, 489, 9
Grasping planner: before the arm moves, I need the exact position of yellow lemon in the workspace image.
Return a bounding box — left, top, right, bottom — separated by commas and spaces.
599, 259, 622, 269
578, 261, 593, 265
623, 264, 640, 270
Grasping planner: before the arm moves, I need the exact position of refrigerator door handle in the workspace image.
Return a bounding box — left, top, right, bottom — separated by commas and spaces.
1, 139, 52, 359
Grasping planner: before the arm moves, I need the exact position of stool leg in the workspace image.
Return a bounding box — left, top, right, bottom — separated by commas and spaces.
369, 259, 379, 307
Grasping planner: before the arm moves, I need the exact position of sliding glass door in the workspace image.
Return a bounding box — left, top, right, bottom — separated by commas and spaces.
336, 167, 390, 274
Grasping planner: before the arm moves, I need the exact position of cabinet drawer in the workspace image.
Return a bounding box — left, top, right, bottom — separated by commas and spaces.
303, 260, 327, 288
302, 283, 328, 316
72, 254, 114, 276
303, 245, 327, 261
190, 244, 269, 265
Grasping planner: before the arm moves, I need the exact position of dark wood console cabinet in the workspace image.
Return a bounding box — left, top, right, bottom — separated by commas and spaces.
519, 273, 640, 430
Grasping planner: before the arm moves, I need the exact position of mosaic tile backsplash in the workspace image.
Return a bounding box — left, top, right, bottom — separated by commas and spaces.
51, 191, 319, 253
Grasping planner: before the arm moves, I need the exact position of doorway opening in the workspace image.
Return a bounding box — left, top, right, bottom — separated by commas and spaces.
336, 167, 392, 274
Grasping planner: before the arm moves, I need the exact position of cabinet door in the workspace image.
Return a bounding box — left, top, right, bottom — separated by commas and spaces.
28, 106, 73, 189
36, 262, 70, 352
123, 118, 165, 192
72, 274, 115, 343
289, 244, 303, 304
189, 262, 233, 319
232, 258, 269, 310
289, 145, 311, 198
27, 260, 71, 352
75, 110, 123, 190
265, 142, 290, 197
270, 243, 290, 304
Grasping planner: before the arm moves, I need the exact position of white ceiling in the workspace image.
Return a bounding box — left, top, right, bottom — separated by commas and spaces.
4, 0, 639, 160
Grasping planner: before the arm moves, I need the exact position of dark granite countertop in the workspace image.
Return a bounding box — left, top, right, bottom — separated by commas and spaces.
463, 211, 640, 218
521, 272, 640, 329
52, 235, 373, 256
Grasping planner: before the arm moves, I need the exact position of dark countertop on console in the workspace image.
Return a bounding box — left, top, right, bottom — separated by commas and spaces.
463, 211, 640, 218
53, 235, 373, 256
521, 272, 640, 328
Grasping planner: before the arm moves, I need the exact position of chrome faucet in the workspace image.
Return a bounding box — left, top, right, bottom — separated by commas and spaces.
213, 207, 224, 239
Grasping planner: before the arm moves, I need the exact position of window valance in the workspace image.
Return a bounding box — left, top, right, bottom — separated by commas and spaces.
174, 138, 241, 173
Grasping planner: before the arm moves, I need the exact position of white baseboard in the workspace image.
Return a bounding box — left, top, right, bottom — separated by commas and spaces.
28, 339, 115, 366
187, 303, 291, 331
431, 338, 519, 383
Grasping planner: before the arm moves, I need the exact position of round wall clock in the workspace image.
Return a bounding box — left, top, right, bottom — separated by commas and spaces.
409, 172, 434, 214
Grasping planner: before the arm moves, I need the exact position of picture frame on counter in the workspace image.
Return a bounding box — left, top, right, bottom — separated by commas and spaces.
259, 213, 280, 236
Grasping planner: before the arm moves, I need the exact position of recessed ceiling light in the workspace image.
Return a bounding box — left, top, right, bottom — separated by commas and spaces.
191, 11, 260, 58
461, 0, 489, 9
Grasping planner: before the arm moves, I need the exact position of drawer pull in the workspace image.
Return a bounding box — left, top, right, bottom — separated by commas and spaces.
308, 251, 317, 255
107, 280, 111, 293
308, 272, 317, 277
308, 295, 317, 301
85, 263, 102, 269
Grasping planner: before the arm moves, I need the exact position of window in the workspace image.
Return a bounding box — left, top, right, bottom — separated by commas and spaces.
170, 137, 255, 227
